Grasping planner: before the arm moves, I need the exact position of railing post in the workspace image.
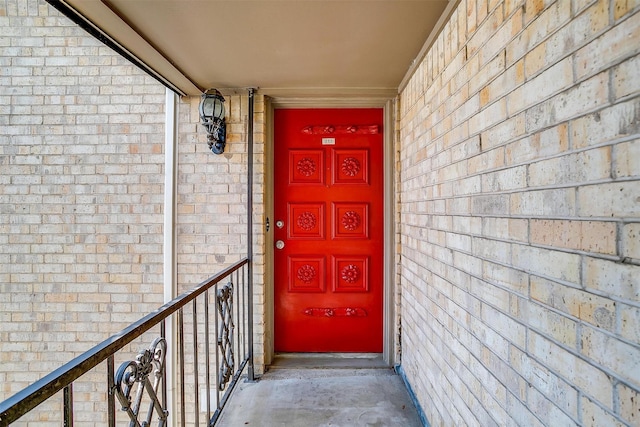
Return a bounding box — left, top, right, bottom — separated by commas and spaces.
178, 308, 185, 427
63, 384, 73, 427
214, 282, 220, 410
237, 269, 244, 375
192, 301, 199, 426
204, 290, 212, 421
247, 87, 255, 382
160, 321, 168, 423
107, 356, 115, 427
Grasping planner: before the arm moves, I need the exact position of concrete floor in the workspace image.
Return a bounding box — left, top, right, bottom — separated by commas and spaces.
216, 354, 422, 427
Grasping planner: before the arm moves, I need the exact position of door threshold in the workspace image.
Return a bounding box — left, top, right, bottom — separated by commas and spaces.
270, 353, 388, 369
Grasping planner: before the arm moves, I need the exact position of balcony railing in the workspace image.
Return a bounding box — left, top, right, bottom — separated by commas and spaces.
0, 258, 253, 426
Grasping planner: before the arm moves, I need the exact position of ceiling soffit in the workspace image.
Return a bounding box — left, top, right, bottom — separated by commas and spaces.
51, 0, 451, 97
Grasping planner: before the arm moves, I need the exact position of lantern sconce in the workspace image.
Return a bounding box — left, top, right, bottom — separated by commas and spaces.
199, 89, 227, 154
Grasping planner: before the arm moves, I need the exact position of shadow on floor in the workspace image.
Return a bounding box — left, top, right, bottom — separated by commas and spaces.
216, 354, 422, 427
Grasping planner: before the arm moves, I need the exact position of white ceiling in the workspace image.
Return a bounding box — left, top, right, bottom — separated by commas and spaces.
57, 0, 451, 96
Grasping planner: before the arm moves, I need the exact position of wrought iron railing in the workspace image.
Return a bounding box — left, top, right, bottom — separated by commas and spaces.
0, 258, 252, 426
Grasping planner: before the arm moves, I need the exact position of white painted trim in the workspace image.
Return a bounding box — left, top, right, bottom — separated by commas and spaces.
270, 96, 389, 109
383, 98, 397, 366
262, 87, 398, 100
264, 98, 275, 368
163, 88, 178, 427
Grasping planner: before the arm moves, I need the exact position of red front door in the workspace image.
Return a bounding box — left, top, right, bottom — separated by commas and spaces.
274, 108, 383, 352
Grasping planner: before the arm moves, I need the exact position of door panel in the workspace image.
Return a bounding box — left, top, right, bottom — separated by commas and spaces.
274, 108, 383, 352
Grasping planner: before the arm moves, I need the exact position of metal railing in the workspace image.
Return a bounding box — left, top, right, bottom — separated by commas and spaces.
0, 258, 252, 426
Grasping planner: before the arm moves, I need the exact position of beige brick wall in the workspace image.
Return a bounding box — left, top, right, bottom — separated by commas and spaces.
398, 0, 639, 425
0, 0, 268, 424
176, 93, 267, 378
0, 0, 168, 422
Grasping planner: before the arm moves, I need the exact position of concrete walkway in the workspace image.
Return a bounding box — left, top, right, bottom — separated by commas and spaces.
217, 354, 422, 427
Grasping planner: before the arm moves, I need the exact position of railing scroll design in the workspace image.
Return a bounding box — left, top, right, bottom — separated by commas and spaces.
113, 337, 168, 427
217, 282, 235, 391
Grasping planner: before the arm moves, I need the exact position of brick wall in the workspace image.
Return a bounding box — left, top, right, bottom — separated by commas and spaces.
398, 0, 639, 425
0, 1, 169, 422
0, 2, 268, 422
176, 93, 268, 382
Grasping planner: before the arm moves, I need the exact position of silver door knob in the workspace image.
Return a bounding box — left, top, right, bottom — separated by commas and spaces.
275, 240, 285, 250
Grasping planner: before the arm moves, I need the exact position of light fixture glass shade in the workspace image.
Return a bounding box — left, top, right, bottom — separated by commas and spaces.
199, 89, 225, 122
199, 89, 227, 154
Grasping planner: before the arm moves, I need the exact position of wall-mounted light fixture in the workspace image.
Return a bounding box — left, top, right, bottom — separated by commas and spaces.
199, 89, 226, 154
